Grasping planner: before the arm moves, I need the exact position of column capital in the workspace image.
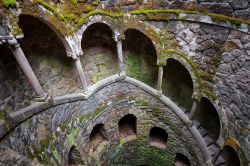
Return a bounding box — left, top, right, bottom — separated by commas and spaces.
114, 31, 125, 42
7, 38, 20, 48
67, 52, 81, 61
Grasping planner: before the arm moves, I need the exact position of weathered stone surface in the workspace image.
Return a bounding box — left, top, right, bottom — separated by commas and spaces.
0, 82, 206, 165
199, 2, 234, 16
230, 0, 249, 10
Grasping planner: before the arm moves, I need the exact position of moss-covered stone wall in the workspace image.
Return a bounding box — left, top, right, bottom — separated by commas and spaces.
0, 82, 206, 165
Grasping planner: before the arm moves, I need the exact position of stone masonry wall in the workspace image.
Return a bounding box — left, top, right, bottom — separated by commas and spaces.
0, 82, 206, 165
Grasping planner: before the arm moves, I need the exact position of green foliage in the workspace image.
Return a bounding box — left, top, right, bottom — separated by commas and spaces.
2, 0, 16, 7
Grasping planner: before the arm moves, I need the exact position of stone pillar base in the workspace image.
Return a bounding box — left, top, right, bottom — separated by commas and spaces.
206, 158, 214, 166
155, 90, 162, 97
35, 93, 50, 102
119, 71, 126, 79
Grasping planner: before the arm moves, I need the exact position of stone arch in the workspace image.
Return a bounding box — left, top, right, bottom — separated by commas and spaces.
19, 14, 73, 55
89, 123, 108, 151
18, 14, 80, 97
162, 57, 194, 113
79, 19, 115, 39
81, 22, 118, 85
219, 145, 241, 166
162, 50, 200, 99
121, 20, 162, 56
118, 114, 137, 139
201, 95, 228, 143
149, 126, 168, 149
123, 28, 158, 87
194, 97, 221, 141
174, 153, 191, 166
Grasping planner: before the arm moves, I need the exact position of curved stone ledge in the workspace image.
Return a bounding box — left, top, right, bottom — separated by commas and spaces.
2, 74, 211, 162
169, 13, 250, 34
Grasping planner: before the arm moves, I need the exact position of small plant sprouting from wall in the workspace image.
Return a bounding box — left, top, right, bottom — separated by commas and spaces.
2, 0, 16, 7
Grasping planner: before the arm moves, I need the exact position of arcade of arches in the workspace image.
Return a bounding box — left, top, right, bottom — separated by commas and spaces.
0, 1, 249, 166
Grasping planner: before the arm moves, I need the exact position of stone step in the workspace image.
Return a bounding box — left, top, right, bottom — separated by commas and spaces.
192, 120, 201, 129
198, 126, 208, 137
207, 143, 220, 157
203, 135, 215, 146
215, 155, 226, 166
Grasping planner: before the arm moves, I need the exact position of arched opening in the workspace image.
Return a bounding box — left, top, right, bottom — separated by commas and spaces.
174, 153, 191, 166
90, 123, 107, 151
194, 97, 220, 141
118, 114, 137, 139
123, 29, 158, 87
68, 146, 84, 165
18, 15, 80, 97
162, 58, 194, 113
149, 127, 168, 149
0, 45, 35, 111
216, 146, 241, 166
81, 23, 118, 85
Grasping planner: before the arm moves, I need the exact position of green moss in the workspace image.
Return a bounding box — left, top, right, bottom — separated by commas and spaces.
35, 0, 66, 21
92, 0, 100, 6
110, 140, 173, 165
135, 98, 149, 108
2, 0, 16, 7
76, 10, 123, 28
93, 103, 108, 118
206, 12, 250, 25
92, 72, 101, 83
126, 53, 155, 86
130, 9, 250, 25
68, 128, 79, 146
52, 148, 60, 162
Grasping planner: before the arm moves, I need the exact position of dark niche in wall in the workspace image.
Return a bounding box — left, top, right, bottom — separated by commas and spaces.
220, 146, 241, 166
90, 123, 108, 151
68, 146, 84, 166
149, 126, 168, 149
118, 114, 137, 139
174, 153, 191, 166
162, 58, 194, 113
194, 97, 220, 141
81, 22, 118, 85
123, 29, 158, 87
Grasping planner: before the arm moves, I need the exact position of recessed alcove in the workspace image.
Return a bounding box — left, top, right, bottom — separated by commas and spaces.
194, 97, 220, 140
18, 14, 79, 97
174, 153, 191, 166
90, 123, 108, 151
149, 127, 168, 149
68, 146, 84, 165
123, 29, 158, 87
162, 58, 194, 113
81, 23, 118, 85
220, 146, 241, 166
0, 45, 35, 110
118, 114, 137, 139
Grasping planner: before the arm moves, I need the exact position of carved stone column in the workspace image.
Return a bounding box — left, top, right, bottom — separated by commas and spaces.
189, 100, 197, 120
156, 65, 163, 95
114, 31, 125, 76
7, 38, 47, 100
68, 53, 88, 92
